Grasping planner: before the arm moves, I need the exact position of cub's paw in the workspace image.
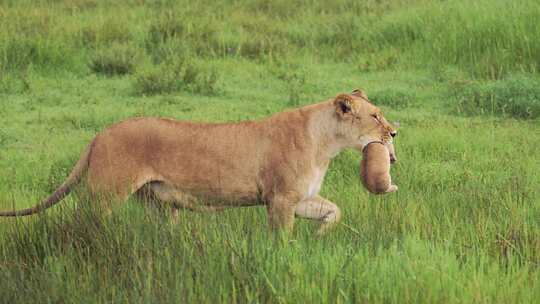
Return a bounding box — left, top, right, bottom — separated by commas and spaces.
386, 185, 398, 193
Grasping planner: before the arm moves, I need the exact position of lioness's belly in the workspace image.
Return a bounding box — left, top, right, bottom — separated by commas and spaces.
149, 181, 262, 208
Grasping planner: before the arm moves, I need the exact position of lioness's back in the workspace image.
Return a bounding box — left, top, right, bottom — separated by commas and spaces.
88, 118, 270, 198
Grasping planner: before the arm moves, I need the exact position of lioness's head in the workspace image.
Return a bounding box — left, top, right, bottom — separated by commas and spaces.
333, 89, 397, 162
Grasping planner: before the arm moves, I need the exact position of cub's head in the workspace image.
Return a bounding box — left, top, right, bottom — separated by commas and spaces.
333, 89, 397, 161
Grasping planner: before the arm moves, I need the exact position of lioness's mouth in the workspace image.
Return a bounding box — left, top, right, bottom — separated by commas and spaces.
390, 152, 397, 164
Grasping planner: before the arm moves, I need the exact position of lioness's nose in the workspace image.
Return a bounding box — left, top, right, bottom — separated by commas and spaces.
390, 131, 397, 138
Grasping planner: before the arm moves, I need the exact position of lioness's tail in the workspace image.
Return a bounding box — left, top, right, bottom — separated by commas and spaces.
0, 140, 95, 217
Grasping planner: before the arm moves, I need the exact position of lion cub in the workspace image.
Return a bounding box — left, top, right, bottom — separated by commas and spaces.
360, 141, 398, 194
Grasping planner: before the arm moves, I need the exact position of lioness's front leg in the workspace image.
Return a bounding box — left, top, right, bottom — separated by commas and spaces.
267, 192, 300, 233
295, 196, 342, 236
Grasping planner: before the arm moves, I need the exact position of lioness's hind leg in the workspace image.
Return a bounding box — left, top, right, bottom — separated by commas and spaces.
295, 196, 341, 236
85, 171, 140, 216
73, 189, 127, 220
135, 183, 180, 223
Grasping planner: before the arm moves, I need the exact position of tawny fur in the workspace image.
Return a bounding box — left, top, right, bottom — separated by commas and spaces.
360, 142, 398, 194
0, 90, 397, 234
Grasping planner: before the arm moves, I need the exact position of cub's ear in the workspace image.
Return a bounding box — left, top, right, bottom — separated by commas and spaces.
351, 88, 367, 99
334, 94, 353, 117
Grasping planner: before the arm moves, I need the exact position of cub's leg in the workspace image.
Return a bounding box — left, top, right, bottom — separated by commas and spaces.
386, 185, 398, 193
295, 196, 342, 236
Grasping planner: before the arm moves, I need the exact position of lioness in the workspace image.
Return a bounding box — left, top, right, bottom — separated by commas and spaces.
0, 89, 397, 235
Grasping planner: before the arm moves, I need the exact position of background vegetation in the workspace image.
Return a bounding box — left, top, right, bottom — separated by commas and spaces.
0, 0, 538, 303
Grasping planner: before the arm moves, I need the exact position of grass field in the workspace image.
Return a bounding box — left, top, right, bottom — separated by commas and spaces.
0, 0, 539, 303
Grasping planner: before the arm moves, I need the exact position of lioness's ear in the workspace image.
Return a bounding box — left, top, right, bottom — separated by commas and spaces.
351, 89, 367, 99
334, 94, 353, 117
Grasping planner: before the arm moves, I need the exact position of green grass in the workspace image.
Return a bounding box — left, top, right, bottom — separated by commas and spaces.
451, 74, 540, 119
0, 0, 539, 303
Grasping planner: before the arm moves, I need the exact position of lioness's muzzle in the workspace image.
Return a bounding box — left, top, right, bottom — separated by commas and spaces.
390, 152, 397, 164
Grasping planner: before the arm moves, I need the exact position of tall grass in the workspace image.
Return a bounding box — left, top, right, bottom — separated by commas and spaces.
452, 74, 540, 119
1, 0, 539, 79
1, 204, 538, 303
